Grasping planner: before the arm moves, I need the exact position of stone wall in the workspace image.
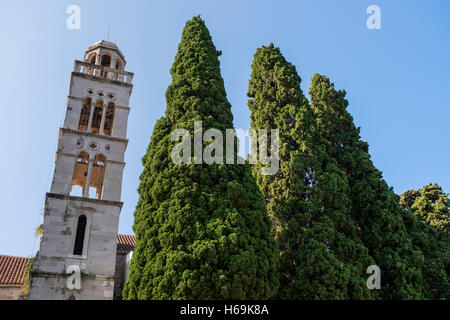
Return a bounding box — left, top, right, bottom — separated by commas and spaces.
28, 194, 121, 300
113, 252, 126, 300
0, 286, 25, 300
65, 73, 131, 139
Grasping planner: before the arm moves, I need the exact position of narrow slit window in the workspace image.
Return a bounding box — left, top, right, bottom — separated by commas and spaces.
73, 215, 87, 255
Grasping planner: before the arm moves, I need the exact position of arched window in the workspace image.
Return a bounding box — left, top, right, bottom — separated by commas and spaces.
89, 54, 96, 64
89, 154, 106, 199
70, 152, 89, 197
91, 100, 103, 134
78, 98, 91, 132
73, 215, 87, 255
101, 54, 111, 67
101, 54, 111, 78
103, 103, 115, 136
114, 60, 123, 81
86, 53, 97, 75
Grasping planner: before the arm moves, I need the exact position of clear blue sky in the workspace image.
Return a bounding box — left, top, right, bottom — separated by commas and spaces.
1, 0, 449, 257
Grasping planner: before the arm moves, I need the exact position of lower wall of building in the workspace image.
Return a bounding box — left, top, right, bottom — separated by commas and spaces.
0, 286, 25, 300
113, 253, 126, 300
28, 273, 115, 300
28, 194, 121, 300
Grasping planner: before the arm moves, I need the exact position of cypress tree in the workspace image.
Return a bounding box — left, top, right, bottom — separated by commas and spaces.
401, 183, 450, 233
308, 74, 425, 299
400, 184, 450, 299
123, 16, 279, 300
247, 44, 376, 299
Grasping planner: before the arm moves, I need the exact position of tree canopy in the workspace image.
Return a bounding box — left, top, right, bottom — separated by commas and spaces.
122, 18, 449, 300
309, 74, 425, 299
400, 184, 450, 299
247, 44, 376, 299
123, 16, 279, 300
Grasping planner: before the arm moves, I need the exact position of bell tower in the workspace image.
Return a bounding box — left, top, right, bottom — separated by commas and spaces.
28, 41, 134, 300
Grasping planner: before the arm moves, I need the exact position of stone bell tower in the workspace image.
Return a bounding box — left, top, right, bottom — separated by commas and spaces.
28, 41, 134, 300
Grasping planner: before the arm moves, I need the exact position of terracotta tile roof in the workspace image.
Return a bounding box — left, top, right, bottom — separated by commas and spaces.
0, 255, 31, 286
117, 234, 135, 254
0, 234, 136, 286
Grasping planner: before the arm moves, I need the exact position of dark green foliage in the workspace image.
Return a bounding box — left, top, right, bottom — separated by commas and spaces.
247, 44, 376, 299
400, 184, 450, 299
308, 74, 425, 299
123, 17, 279, 300
401, 184, 450, 233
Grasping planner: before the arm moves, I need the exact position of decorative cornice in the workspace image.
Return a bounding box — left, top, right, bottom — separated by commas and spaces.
113, 105, 130, 111
30, 270, 115, 281
67, 96, 131, 110
71, 71, 133, 89
106, 159, 126, 166
55, 152, 125, 166
56, 152, 76, 158
46, 192, 123, 208
60, 127, 128, 144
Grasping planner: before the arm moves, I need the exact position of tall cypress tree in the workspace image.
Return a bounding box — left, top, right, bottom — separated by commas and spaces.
123, 17, 279, 300
308, 74, 425, 299
400, 184, 450, 299
247, 44, 376, 299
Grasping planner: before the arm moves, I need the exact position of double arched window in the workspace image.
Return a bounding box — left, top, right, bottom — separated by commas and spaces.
69, 152, 107, 200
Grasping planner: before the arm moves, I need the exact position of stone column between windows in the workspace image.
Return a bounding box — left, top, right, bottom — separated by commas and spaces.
95, 52, 101, 65
99, 103, 107, 135
94, 51, 101, 77
83, 160, 94, 198
87, 102, 95, 132
110, 57, 117, 80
